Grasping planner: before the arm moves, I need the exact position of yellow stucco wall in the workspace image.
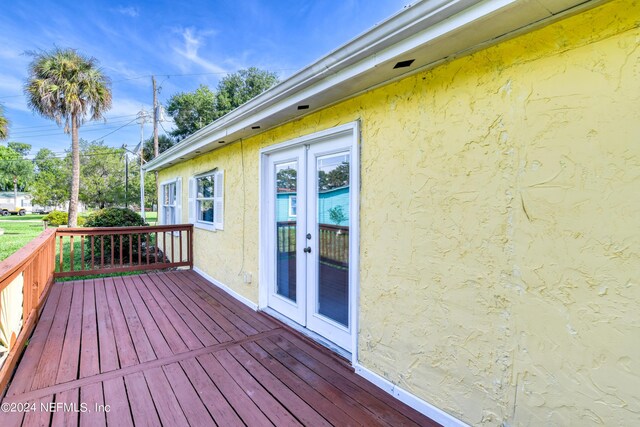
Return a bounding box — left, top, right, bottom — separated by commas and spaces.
159, 1, 640, 425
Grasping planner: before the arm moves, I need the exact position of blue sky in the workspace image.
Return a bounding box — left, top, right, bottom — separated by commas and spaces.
0, 0, 409, 157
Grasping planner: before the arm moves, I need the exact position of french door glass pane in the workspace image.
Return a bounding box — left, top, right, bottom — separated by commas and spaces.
316, 153, 349, 327
275, 161, 297, 302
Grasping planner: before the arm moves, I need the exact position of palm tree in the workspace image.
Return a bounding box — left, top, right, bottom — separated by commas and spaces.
25, 48, 112, 226
0, 105, 8, 140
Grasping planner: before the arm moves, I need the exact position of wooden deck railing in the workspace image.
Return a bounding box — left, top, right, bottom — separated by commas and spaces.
54, 224, 194, 277
0, 223, 194, 396
0, 228, 56, 394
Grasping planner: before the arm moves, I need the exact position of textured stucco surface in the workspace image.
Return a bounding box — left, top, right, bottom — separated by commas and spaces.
159, 1, 640, 425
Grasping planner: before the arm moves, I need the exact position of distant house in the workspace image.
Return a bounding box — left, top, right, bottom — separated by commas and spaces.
0, 192, 32, 211
144, 1, 639, 426
276, 186, 349, 226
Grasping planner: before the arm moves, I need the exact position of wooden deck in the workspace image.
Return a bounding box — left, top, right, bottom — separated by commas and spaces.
0, 270, 438, 426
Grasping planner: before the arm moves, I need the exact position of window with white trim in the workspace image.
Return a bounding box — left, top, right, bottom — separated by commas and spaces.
160, 178, 182, 225
288, 195, 297, 217
188, 170, 224, 230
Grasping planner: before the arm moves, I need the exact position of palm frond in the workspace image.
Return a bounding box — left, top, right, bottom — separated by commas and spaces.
24, 48, 112, 133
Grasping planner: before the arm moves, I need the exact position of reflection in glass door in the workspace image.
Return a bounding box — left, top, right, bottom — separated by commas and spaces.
315, 153, 350, 327
306, 138, 353, 351
275, 161, 297, 302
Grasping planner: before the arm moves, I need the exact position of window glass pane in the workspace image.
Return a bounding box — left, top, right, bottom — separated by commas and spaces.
289, 196, 297, 217
317, 152, 350, 327
198, 175, 214, 198
198, 200, 214, 223
275, 161, 297, 302
169, 183, 176, 204
163, 185, 170, 205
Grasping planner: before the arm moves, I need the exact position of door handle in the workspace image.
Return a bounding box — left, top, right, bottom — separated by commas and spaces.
303, 246, 312, 253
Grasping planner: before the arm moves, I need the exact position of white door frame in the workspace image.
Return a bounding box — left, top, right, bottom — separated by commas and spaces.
259, 121, 360, 364
263, 147, 307, 326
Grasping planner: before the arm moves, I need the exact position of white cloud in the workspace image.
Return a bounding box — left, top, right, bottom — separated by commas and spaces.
0, 74, 29, 112
172, 27, 226, 74
113, 6, 139, 17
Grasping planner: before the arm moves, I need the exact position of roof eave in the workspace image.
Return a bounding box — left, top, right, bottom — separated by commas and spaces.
144, 0, 606, 172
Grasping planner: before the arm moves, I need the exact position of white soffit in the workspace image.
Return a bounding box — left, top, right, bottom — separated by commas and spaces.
145, 0, 606, 172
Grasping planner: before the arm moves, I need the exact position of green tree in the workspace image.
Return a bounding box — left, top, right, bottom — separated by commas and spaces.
0, 105, 9, 140
166, 68, 279, 140
215, 67, 278, 114
32, 148, 70, 208
25, 48, 112, 226
165, 85, 216, 141
318, 162, 349, 191
142, 134, 175, 162
79, 141, 125, 209
276, 167, 297, 192
0, 143, 34, 206
328, 205, 347, 225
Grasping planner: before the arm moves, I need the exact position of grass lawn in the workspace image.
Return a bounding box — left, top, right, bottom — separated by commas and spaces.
145, 211, 158, 225
0, 210, 159, 263
0, 221, 47, 261
0, 214, 47, 221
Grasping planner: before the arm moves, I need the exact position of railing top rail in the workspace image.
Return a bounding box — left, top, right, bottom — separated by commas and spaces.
0, 228, 56, 291
55, 224, 193, 236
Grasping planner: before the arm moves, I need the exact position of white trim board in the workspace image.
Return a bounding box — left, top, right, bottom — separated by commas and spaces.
354, 364, 470, 427
193, 267, 258, 311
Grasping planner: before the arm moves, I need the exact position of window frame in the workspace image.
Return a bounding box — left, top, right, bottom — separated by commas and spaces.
288, 195, 297, 218
189, 169, 224, 232
160, 179, 180, 226
195, 172, 215, 226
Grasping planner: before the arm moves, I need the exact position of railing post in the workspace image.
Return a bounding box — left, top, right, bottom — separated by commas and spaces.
190, 226, 194, 269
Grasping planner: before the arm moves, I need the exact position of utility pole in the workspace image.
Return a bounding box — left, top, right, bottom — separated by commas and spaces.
152, 76, 160, 223
125, 153, 129, 208
137, 109, 148, 220
152, 76, 159, 158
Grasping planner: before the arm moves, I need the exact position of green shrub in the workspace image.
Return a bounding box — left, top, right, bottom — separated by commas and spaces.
84, 207, 147, 228
43, 210, 67, 226
84, 208, 149, 264
42, 210, 86, 227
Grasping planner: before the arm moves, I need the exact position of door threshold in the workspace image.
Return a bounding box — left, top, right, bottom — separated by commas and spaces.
262, 307, 352, 362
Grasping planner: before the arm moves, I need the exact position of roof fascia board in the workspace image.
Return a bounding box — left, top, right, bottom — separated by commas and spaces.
145, 0, 483, 172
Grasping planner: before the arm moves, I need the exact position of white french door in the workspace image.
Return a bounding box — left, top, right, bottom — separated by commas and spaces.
264, 131, 355, 351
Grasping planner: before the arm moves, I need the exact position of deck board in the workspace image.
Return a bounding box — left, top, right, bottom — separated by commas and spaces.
123, 372, 161, 427
7, 283, 63, 397
104, 278, 139, 368
79, 383, 105, 427
31, 282, 73, 390
113, 276, 157, 363
79, 280, 100, 379
56, 282, 83, 384
1, 271, 440, 427
95, 278, 120, 373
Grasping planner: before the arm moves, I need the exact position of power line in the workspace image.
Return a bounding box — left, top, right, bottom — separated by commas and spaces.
10, 119, 139, 137
0, 67, 296, 99
0, 151, 130, 163
8, 123, 138, 139
8, 113, 141, 131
